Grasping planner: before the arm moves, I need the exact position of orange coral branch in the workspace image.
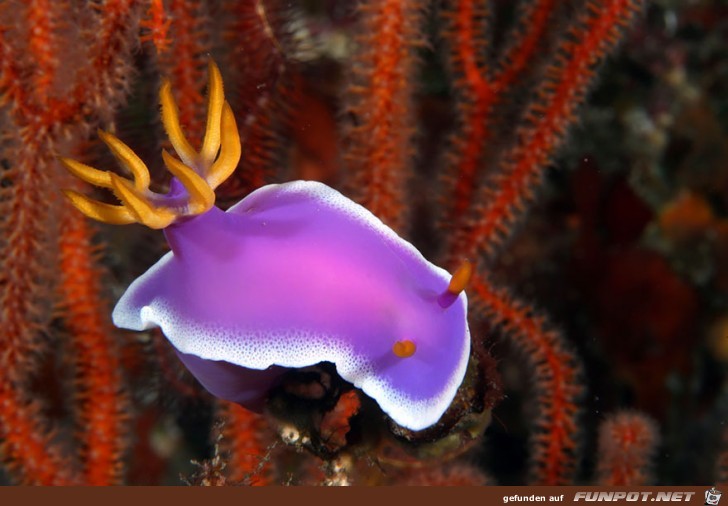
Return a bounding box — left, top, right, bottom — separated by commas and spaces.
342, 0, 423, 232
439, 0, 494, 250
0, 148, 55, 379
471, 272, 581, 485
0, 0, 139, 391
0, 150, 78, 483
1, 1, 140, 133
493, 0, 558, 93
26, 0, 58, 105
595, 411, 658, 485
0, 1, 139, 484
158, 0, 208, 146
455, 0, 644, 260
58, 205, 129, 485
218, 401, 274, 485
140, 0, 171, 55
220, 0, 293, 199
0, 28, 37, 131
440, 0, 561, 266
320, 391, 361, 453
65, 1, 139, 122
0, 154, 58, 483
0, 377, 79, 485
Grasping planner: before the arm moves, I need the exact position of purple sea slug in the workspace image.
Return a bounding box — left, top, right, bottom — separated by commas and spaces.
60, 62, 472, 431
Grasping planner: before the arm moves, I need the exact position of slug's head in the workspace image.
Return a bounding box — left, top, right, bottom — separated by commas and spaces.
60, 61, 241, 229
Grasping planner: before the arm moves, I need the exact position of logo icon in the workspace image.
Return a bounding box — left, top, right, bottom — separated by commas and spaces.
706, 488, 722, 506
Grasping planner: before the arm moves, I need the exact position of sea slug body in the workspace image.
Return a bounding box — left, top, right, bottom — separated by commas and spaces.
61, 62, 471, 431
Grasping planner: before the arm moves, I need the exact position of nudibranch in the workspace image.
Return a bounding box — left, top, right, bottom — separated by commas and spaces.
60, 62, 472, 431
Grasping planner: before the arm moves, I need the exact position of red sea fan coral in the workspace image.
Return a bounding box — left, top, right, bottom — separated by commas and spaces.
4, 0, 722, 487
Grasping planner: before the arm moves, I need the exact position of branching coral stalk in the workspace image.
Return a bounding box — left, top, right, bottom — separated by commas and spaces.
439, 0, 494, 242
452, 0, 644, 260
492, 0, 558, 93
0, 148, 56, 375
0, 138, 77, 484
26, 0, 58, 104
440, 0, 558, 262
66, 1, 141, 124
0, 8, 59, 376
439, 0, 644, 487
220, 0, 294, 198
58, 204, 128, 485
0, 40, 72, 485
140, 0, 172, 55
471, 273, 581, 485
157, 0, 209, 145
0, 0, 139, 485
595, 411, 658, 485
342, 0, 424, 232
217, 402, 274, 485
0, 377, 78, 485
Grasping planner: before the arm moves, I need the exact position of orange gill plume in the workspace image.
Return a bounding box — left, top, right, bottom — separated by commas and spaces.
59, 61, 241, 229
